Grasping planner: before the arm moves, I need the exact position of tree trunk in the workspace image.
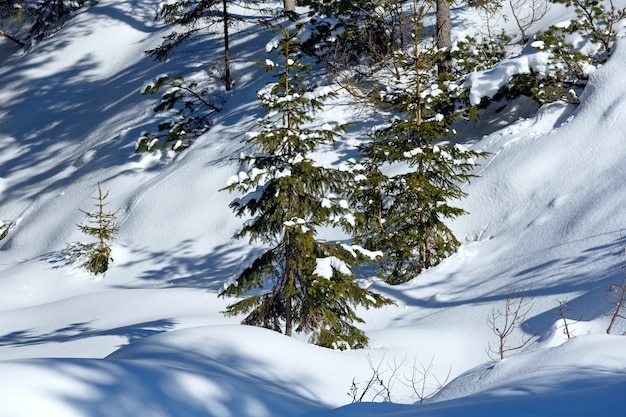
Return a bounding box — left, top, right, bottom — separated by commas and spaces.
284, 0, 296, 11
435, 0, 452, 75
222, 0, 232, 91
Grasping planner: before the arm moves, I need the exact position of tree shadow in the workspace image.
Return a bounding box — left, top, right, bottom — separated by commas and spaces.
8, 341, 325, 417
371, 231, 626, 339
0, 0, 276, 211
114, 240, 258, 292
0, 319, 176, 347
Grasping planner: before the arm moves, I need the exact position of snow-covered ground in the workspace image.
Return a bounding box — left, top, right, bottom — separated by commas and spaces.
2, 1, 626, 415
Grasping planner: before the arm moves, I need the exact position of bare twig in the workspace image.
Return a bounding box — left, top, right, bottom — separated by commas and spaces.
508, 0, 550, 43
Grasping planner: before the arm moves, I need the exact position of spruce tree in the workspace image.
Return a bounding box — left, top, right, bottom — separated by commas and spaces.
68, 182, 119, 275
220, 24, 394, 349
347, 3, 487, 284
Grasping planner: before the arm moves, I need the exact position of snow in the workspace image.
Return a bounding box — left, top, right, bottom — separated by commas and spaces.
314, 256, 352, 279
2, 0, 626, 416
464, 49, 552, 104
338, 243, 382, 261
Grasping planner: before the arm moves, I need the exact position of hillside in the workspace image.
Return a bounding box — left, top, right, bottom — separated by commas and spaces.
1, 1, 626, 416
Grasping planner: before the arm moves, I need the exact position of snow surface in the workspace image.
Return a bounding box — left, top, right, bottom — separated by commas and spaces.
2, 1, 626, 416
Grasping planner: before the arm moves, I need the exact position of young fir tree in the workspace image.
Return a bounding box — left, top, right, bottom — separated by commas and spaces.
347, 3, 487, 284
220, 24, 394, 349
68, 182, 119, 275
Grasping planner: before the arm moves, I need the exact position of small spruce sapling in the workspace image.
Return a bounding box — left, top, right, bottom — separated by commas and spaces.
68, 183, 119, 275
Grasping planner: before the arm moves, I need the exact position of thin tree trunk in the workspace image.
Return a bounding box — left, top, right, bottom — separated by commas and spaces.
413, 3, 428, 272
223, 0, 232, 91
285, 294, 293, 336
284, 0, 296, 12
0, 30, 25, 46
436, 0, 452, 75
284, 244, 293, 337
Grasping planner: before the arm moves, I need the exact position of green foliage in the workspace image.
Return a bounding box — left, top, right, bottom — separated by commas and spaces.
522, 0, 626, 103
67, 183, 119, 275
303, 2, 490, 284
137, 74, 223, 153
220, 24, 394, 349
551, 0, 626, 53
488, 71, 579, 105
450, 31, 511, 75
0, 220, 14, 241
349, 125, 485, 284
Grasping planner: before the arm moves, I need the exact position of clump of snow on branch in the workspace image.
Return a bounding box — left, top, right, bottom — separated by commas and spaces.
314, 256, 352, 279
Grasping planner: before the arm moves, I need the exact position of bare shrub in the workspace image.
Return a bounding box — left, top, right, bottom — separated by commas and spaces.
606, 277, 626, 334
401, 355, 452, 404
557, 298, 577, 339
487, 290, 535, 361
349, 354, 402, 403
350, 354, 450, 404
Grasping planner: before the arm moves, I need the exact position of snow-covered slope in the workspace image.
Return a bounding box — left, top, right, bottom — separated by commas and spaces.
2, 1, 626, 416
